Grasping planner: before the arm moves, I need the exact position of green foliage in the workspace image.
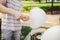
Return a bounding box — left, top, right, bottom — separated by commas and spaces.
21, 26, 32, 40
22, 1, 60, 12
40, 6, 51, 11
22, 6, 51, 12
22, 6, 32, 12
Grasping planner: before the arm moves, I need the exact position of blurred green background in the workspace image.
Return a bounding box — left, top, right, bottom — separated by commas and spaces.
22, 0, 60, 13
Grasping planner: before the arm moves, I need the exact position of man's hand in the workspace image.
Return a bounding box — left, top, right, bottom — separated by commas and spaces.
20, 15, 29, 21
16, 14, 29, 21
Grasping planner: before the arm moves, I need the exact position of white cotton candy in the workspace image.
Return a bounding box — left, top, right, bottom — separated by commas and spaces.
29, 7, 47, 29
41, 25, 60, 40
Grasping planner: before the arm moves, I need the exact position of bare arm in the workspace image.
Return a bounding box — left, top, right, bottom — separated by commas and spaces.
0, 4, 20, 19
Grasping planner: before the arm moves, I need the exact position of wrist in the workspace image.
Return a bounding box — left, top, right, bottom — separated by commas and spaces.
15, 11, 22, 19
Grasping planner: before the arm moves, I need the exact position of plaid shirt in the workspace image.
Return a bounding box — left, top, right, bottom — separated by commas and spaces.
1, 0, 23, 31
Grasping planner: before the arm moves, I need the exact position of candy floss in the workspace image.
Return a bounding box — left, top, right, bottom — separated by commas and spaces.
24, 7, 47, 40
41, 25, 60, 40
30, 7, 47, 29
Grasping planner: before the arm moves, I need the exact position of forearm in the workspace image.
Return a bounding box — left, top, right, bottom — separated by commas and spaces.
0, 4, 20, 18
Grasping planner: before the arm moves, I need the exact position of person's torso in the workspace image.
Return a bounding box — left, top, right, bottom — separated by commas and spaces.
1, 0, 22, 30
